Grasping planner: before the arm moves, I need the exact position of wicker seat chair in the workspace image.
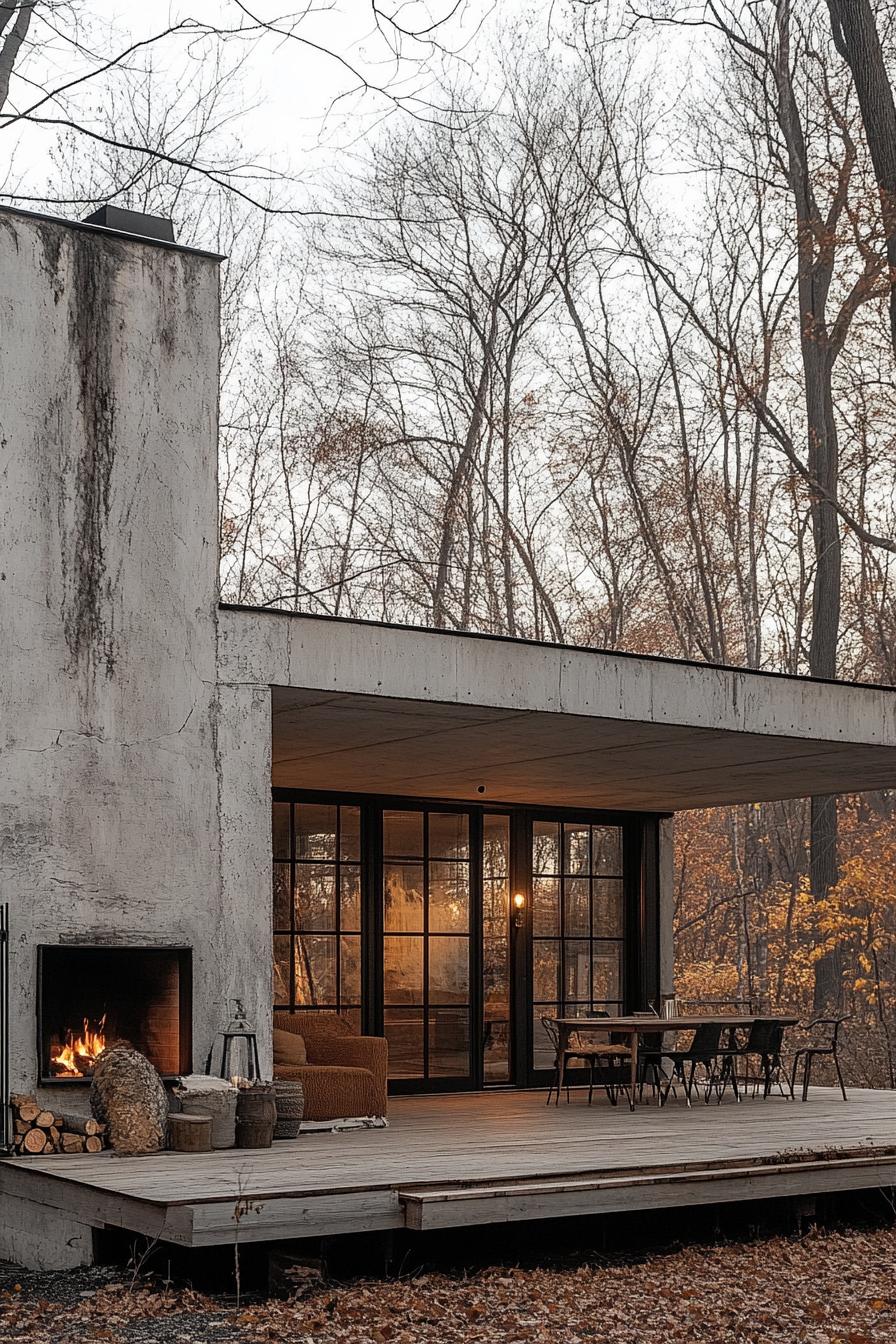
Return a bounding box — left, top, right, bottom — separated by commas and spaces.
541, 1014, 632, 1107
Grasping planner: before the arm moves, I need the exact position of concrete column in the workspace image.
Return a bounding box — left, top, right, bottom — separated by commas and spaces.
209, 681, 274, 1076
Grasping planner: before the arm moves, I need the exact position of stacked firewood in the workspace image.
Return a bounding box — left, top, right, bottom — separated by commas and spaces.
9, 1094, 106, 1155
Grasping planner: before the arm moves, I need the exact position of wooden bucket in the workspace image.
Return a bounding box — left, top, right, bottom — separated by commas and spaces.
235, 1086, 276, 1149
169, 1112, 212, 1153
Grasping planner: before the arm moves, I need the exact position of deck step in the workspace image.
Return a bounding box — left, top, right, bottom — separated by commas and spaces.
399, 1151, 896, 1229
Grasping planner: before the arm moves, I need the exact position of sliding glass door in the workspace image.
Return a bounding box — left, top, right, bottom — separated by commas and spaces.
530, 819, 626, 1073
272, 793, 648, 1093
382, 808, 473, 1086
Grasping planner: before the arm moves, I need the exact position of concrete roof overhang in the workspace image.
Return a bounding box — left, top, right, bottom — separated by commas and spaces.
218, 606, 896, 812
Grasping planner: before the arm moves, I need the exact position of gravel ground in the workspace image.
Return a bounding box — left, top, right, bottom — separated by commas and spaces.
3, 1224, 896, 1343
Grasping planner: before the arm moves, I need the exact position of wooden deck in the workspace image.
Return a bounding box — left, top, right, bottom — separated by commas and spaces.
3, 1088, 896, 1262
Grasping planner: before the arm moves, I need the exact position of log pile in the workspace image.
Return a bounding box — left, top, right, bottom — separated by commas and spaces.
9, 1094, 106, 1155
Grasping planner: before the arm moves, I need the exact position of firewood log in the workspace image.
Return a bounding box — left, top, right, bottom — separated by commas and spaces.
59, 1113, 104, 1136
34, 1110, 55, 1129
90, 1046, 168, 1154
84, 1135, 104, 1154
13, 1119, 29, 1135
22, 1128, 48, 1154
13, 1101, 40, 1124
48, 1125, 60, 1145
61, 1133, 86, 1153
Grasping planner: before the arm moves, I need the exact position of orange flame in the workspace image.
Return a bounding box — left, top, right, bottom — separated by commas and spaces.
51, 1016, 107, 1077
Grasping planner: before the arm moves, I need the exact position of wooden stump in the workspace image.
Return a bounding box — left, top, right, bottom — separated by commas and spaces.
90, 1047, 168, 1154
168, 1112, 212, 1153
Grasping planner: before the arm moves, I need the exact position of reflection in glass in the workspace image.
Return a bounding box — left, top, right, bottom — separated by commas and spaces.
564, 878, 589, 936
384, 864, 424, 932
593, 879, 624, 936
564, 939, 592, 1000
428, 812, 469, 859
383, 810, 424, 858
294, 864, 336, 930
592, 826, 623, 876
383, 935, 423, 1004
483, 813, 509, 881
592, 946, 622, 1002
530, 817, 626, 1074
273, 801, 366, 1022
295, 803, 337, 860
294, 934, 337, 1004
429, 1008, 470, 1076
482, 814, 511, 1083
273, 864, 292, 932
533, 820, 560, 874
340, 806, 361, 860
340, 935, 362, 1002
533, 877, 560, 936
272, 802, 290, 861
429, 862, 469, 932
273, 935, 291, 1005
563, 824, 590, 875
340, 867, 362, 931
384, 1008, 424, 1078
533, 940, 560, 1002
429, 936, 469, 1002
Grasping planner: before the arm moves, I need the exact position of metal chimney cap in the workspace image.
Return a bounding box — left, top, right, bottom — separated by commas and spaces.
82, 204, 176, 243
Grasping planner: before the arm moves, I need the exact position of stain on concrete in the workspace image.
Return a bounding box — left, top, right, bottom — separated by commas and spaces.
61, 230, 124, 681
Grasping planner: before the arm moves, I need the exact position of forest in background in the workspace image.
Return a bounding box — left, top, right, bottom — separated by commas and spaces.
4, 0, 896, 1084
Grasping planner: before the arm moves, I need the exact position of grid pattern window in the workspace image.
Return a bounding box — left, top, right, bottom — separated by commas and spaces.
482, 814, 511, 1083
531, 820, 624, 1070
382, 809, 471, 1082
273, 801, 362, 1033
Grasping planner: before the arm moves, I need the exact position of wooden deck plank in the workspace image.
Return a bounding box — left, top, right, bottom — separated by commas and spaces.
2, 1088, 894, 1246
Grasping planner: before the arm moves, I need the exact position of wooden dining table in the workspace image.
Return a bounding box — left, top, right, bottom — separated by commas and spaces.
554, 1014, 799, 1111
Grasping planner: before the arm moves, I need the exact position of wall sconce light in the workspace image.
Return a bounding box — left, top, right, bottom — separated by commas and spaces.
512, 892, 526, 928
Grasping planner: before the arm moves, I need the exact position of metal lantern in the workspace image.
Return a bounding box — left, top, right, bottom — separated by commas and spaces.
204, 998, 261, 1082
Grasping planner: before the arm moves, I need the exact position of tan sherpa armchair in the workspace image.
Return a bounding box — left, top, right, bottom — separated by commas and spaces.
273, 1011, 388, 1123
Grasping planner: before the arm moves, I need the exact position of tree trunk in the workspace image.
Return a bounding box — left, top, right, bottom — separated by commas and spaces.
827, 0, 896, 361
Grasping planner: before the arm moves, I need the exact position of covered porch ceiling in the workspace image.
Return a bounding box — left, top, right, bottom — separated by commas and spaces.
217, 606, 896, 813
270, 685, 896, 811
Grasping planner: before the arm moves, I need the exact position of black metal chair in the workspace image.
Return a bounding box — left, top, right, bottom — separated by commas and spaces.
790, 1016, 849, 1101
727, 1018, 793, 1099
541, 1014, 632, 1108
662, 1022, 730, 1105
632, 1012, 671, 1104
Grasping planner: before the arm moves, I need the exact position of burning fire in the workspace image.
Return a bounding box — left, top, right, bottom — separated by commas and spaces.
51, 1016, 107, 1077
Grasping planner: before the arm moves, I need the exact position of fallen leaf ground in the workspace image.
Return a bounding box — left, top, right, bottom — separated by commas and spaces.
3, 1225, 896, 1343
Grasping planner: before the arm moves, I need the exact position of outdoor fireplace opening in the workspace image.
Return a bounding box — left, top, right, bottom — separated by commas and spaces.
37, 946, 192, 1083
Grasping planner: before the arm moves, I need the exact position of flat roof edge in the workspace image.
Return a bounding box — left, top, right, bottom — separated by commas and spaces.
0, 203, 226, 261
218, 602, 896, 697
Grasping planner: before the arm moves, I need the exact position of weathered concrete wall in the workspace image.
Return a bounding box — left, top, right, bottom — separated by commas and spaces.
0, 210, 268, 1094
212, 681, 274, 1073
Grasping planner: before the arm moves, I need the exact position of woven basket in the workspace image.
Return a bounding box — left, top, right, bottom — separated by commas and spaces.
273, 1080, 304, 1139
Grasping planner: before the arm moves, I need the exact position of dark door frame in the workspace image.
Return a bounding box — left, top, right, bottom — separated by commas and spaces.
272, 788, 663, 1094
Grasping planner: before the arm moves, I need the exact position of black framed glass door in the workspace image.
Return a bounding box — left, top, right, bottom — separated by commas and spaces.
529, 818, 626, 1075
382, 807, 474, 1088
272, 791, 654, 1094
